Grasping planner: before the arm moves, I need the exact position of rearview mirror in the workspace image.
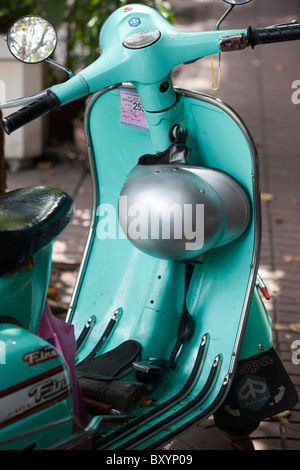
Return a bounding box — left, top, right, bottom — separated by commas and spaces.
223, 0, 252, 4
7, 15, 57, 64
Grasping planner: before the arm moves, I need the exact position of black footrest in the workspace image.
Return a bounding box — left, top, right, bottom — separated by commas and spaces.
76, 340, 141, 380
132, 359, 170, 384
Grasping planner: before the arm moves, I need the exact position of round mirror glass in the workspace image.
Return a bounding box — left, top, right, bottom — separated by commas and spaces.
7, 15, 57, 64
223, 0, 252, 4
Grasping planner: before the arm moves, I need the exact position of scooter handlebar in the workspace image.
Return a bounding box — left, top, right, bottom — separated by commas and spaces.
248, 22, 300, 48
1, 90, 60, 135
2, 14, 300, 135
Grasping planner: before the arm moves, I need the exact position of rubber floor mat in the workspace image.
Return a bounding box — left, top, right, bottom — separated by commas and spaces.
76, 340, 141, 380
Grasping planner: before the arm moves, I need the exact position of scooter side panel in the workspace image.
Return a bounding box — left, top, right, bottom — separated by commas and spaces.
0, 324, 73, 450
69, 87, 261, 448
0, 244, 52, 333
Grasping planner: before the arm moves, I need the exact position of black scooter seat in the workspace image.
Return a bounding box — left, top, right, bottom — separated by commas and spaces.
0, 185, 73, 274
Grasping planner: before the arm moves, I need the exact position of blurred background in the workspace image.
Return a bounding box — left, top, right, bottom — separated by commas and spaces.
0, 0, 300, 450
0, 0, 173, 168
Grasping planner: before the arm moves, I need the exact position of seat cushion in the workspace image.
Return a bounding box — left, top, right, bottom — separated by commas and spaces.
0, 185, 73, 274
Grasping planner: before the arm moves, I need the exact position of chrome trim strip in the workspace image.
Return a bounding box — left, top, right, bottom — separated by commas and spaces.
147, 374, 232, 450
0, 90, 49, 109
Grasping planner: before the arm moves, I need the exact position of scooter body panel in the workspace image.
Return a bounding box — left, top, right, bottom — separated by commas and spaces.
68, 86, 263, 448
0, 324, 73, 450
0, 244, 52, 333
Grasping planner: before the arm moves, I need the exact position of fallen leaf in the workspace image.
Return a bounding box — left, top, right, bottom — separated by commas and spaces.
261, 193, 274, 202
274, 322, 300, 334
273, 63, 284, 72
289, 323, 300, 334
271, 410, 290, 424
43, 169, 55, 177
47, 287, 59, 300
284, 255, 300, 263
273, 323, 289, 332
36, 161, 53, 170
139, 397, 153, 407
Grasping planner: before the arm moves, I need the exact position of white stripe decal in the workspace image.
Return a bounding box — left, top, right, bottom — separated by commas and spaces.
0, 369, 70, 428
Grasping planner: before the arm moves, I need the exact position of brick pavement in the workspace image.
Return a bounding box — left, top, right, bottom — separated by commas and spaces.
5, 0, 300, 450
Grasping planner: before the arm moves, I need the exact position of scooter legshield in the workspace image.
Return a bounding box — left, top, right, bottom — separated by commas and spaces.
68, 86, 264, 449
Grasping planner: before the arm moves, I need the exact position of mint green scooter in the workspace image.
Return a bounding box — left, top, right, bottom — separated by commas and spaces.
0, 0, 299, 450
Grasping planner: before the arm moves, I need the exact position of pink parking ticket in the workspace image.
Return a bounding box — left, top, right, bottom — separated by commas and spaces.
120, 88, 149, 133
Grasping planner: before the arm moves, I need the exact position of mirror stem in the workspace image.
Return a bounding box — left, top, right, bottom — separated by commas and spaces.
46, 58, 73, 78
215, 4, 235, 30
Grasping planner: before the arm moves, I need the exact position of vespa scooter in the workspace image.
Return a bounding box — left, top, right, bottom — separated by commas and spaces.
0, 0, 299, 450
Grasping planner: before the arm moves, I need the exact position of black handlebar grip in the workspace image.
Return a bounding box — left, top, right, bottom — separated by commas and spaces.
1, 90, 60, 135
248, 22, 300, 49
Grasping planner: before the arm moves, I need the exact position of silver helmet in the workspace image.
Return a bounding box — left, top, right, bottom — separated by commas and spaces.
118, 164, 251, 261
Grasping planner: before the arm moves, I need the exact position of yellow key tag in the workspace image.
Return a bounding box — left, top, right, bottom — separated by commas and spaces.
211, 53, 221, 90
